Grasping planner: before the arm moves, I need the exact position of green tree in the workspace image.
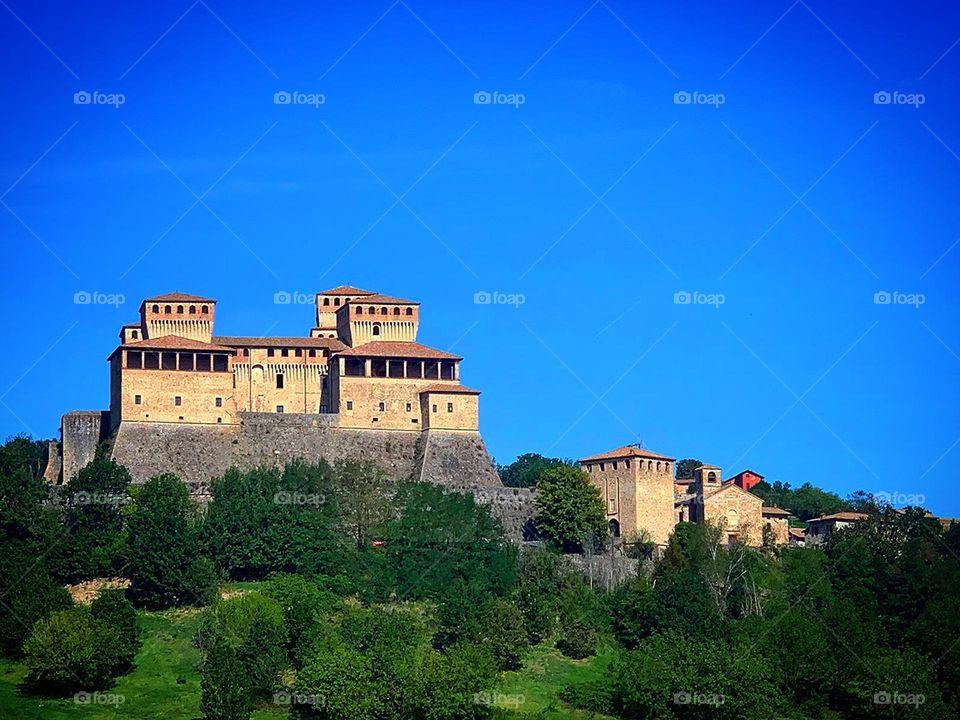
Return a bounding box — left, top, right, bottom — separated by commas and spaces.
534, 465, 607, 552
90, 589, 141, 672
262, 574, 341, 664
498, 453, 571, 488
331, 460, 392, 549
200, 639, 254, 720
127, 473, 217, 609
0, 435, 50, 480
674, 458, 702, 480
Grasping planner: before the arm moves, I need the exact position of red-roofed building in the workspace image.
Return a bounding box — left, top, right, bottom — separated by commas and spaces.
729, 469, 765, 492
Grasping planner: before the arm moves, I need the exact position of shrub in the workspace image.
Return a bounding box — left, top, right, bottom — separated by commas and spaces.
90, 589, 141, 672
0, 546, 73, 658
23, 608, 123, 695
196, 593, 287, 700
556, 577, 603, 659
557, 615, 598, 660
484, 600, 528, 670
262, 574, 340, 663
200, 639, 254, 720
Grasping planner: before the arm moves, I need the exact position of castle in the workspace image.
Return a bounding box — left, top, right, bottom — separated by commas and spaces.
49, 287, 536, 539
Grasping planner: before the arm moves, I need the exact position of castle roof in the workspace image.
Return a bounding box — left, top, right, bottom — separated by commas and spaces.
142, 292, 216, 304
335, 341, 461, 360
342, 293, 419, 306
114, 336, 235, 353
419, 383, 481, 395
579, 445, 676, 463
318, 285, 375, 296
762, 506, 791, 517
214, 336, 346, 351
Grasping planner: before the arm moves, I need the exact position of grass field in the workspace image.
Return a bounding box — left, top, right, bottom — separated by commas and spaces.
0, 589, 613, 719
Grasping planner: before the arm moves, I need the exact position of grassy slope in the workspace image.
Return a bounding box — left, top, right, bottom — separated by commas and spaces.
494, 644, 617, 719
0, 608, 286, 720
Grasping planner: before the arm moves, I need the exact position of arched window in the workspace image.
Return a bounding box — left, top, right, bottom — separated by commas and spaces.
656, 461, 661, 471
405, 308, 413, 316
189, 305, 196, 314
176, 305, 184, 314
726, 509, 739, 528
380, 307, 388, 315
164, 305, 172, 314
609, 519, 621, 538
323, 298, 330, 306
648, 460, 653, 470
201, 305, 209, 314
131, 330, 139, 339
708, 471, 717, 482
372, 325, 381, 336
334, 298, 341, 306
393, 307, 400, 315
152, 304, 159, 313
357, 306, 363, 315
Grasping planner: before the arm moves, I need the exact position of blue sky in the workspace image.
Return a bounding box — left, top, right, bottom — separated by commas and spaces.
2, 0, 959, 514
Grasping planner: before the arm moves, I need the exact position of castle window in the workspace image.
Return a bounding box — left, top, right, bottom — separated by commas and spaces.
215, 397, 222, 407
267, 348, 275, 357
201, 305, 209, 314
334, 298, 341, 306
131, 330, 139, 339
323, 298, 330, 306
432, 404, 438, 413
323, 349, 330, 357
372, 325, 381, 336
217, 417, 222, 423
179, 353, 194, 371
406, 361, 423, 378
405, 308, 413, 315
388, 360, 404, 378
196, 353, 211, 371
176, 305, 184, 314
189, 305, 196, 314
625, 460, 630, 468
162, 353, 176, 370
657, 461, 661, 471
613, 461, 618, 470
127, 352, 142, 369
175, 396, 182, 406
295, 348, 302, 357
164, 305, 172, 314
440, 361, 455, 380
425, 361, 439, 379
213, 354, 228, 372
357, 306, 363, 314
276, 405, 284, 413
242, 349, 249, 357
380, 307, 387, 315
600, 463, 605, 471
276, 374, 284, 389
406, 402, 412, 412
309, 349, 316, 357
378, 402, 385, 412
393, 307, 400, 315
144, 352, 159, 369
708, 471, 717, 483
152, 304, 159, 313
371, 359, 387, 377
134, 395, 141, 404
447, 402, 453, 412
346, 401, 353, 410
281, 348, 289, 357
344, 357, 364, 376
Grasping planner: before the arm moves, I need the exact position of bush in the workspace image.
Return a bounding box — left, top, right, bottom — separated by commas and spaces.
23, 608, 123, 695
262, 574, 340, 663
200, 639, 254, 720
196, 593, 287, 700
484, 600, 528, 670
556, 577, 603, 659
0, 546, 73, 658
90, 589, 141, 672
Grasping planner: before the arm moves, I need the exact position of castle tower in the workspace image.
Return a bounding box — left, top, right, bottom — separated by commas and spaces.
695, 464, 723, 491
313, 286, 375, 340
336, 294, 420, 347
140, 293, 216, 342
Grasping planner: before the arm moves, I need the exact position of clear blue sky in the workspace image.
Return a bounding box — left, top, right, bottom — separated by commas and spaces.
2, 0, 959, 515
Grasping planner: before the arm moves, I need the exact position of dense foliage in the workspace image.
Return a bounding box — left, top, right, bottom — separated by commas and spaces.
497, 452, 572, 488
751, 479, 852, 520
534, 465, 608, 552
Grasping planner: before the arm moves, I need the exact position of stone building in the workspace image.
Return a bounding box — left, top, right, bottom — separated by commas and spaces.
804, 512, 867, 546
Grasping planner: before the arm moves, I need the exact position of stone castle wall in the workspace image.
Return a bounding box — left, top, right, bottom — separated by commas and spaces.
61, 411, 109, 483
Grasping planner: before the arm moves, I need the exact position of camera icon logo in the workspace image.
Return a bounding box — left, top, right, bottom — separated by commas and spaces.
873, 91, 891, 105
274, 91, 292, 105
73, 91, 91, 105
474, 91, 492, 105
274, 291, 292, 305
474, 290, 492, 305
873, 290, 891, 305
74, 290, 91, 305
673, 691, 691, 705
673, 290, 692, 305
673, 91, 691, 105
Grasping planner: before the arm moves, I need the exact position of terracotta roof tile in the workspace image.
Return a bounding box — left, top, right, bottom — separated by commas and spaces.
339, 293, 419, 306
142, 292, 216, 303
117, 336, 235, 352
579, 445, 676, 463
418, 383, 481, 395
318, 286, 376, 296
762, 506, 791, 517
335, 341, 460, 360
807, 512, 867, 523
